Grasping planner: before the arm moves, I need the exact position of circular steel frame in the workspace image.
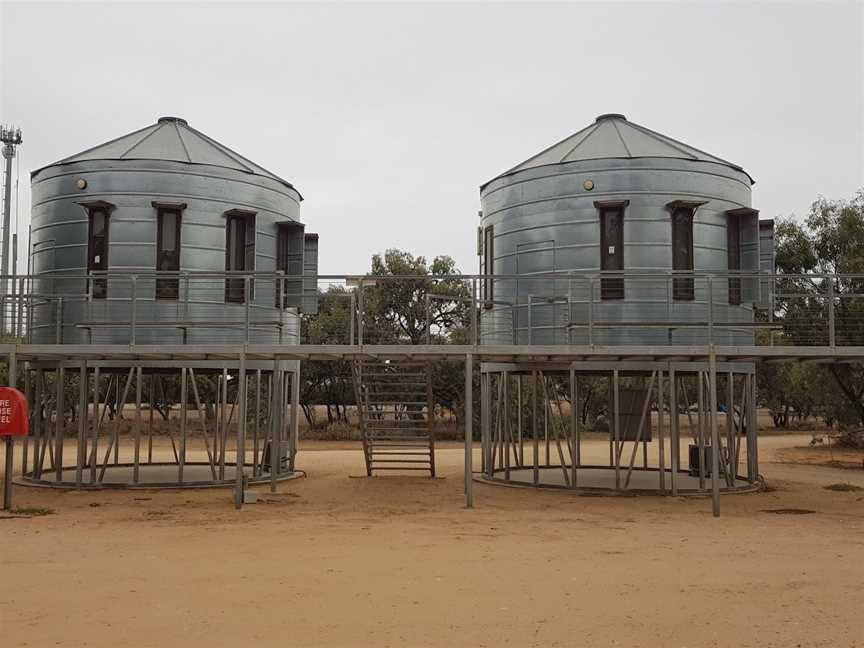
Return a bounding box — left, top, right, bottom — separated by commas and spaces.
478, 361, 761, 497
16, 360, 301, 490
17, 461, 303, 489
477, 465, 759, 496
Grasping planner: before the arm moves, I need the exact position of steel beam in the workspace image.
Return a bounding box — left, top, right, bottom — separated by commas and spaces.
464, 353, 473, 508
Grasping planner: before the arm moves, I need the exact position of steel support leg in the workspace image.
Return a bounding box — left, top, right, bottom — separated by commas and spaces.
532, 370, 539, 485
709, 354, 721, 517
670, 369, 678, 496
613, 369, 620, 491
570, 366, 577, 488
465, 353, 473, 508
235, 352, 247, 510
54, 367, 64, 482
76, 361, 87, 486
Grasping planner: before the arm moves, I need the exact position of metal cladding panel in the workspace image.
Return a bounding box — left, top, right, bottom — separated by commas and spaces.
29, 158, 303, 345
479, 156, 756, 346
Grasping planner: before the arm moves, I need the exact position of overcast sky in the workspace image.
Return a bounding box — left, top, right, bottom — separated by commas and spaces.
1, 1, 862, 275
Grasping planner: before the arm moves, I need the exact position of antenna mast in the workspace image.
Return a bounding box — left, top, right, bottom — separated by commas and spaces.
1, 125, 23, 334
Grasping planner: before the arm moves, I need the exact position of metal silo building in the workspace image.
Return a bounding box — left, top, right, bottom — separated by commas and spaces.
479, 113, 763, 347
476, 114, 771, 498
19, 117, 318, 490
29, 116, 317, 345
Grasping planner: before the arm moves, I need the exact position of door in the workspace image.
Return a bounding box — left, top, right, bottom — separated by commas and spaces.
600, 207, 624, 300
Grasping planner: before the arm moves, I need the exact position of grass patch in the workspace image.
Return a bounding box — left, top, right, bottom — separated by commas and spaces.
824, 483, 864, 492
11, 507, 55, 516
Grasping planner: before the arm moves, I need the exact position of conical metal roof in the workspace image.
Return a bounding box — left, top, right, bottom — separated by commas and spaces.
483, 113, 753, 189
36, 116, 296, 191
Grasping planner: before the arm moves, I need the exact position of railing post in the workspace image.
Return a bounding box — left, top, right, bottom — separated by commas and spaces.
425, 293, 431, 345
666, 272, 672, 344
349, 291, 356, 345
588, 277, 595, 348
276, 270, 284, 310
17, 277, 25, 339
470, 278, 478, 346
357, 278, 364, 346
244, 276, 251, 344
183, 272, 190, 322
828, 276, 836, 347
707, 275, 714, 346
55, 297, 63, 344
8, 274, 15, 338
130, 275, 137, 345
567, 275, 574, 345
87, 270, 94, 338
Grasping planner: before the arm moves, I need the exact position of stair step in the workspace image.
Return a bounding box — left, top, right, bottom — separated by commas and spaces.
366, 422, 428, 426
368, 439, 429, 448
370, 459, 433, 464
363, 373, 427, 378
368, 433, 429, 438
367, 400, 426, 411
369, 443, 431, 448
369, 452, 431, 457
361, 412, 428, 417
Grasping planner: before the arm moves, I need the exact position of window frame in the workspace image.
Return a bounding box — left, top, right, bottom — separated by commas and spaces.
483, 224, 494, 309
727, 212, 742, 305
224, 209, 256, 303
595, 200, 629, 301
152, 201, 186, 301
667, 200, 707, 302
80, 200, 115, 300
275, 221, 305, 308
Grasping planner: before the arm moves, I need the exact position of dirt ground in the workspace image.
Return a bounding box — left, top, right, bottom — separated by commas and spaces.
1, 434, 862, 648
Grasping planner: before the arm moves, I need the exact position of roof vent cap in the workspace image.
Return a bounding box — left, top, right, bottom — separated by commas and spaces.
595, 113, 626, 122
157, 116, 188, 125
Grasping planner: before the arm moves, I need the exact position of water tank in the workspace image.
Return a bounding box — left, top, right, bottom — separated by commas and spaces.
479, 113, 760, 346
29, 117, 317, 344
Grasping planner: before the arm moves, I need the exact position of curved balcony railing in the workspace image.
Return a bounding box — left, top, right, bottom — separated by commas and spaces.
0, 270, 858, 348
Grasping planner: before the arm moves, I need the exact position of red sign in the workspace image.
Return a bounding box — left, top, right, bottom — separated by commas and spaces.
0, 387, 28, 436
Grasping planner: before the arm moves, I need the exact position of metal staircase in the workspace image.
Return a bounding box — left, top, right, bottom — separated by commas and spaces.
351, 360, 435, 476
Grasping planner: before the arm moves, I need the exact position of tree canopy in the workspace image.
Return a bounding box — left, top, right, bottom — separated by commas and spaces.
772, 189, 864, 428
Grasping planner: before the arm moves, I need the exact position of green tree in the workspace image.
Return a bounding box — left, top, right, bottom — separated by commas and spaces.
364, 249, 470, 345
774, 189, 864, 426
300, 286, 355, 426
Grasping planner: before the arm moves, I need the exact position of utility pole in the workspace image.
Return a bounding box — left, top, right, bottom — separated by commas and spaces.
1, 125, 23, 334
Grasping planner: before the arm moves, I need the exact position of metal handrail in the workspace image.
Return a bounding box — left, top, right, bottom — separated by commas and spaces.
0, 270, 858, 349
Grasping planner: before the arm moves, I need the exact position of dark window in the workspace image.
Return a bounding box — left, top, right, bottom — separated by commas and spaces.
727, 213, 741, 305
672, 207, 694, 301
87, 207, 110, 299
156, 208, 182, 300
225, 212, 255, 303
276, 223, 305, 308
483, 225, 494, 308
599, 207, 624, 300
